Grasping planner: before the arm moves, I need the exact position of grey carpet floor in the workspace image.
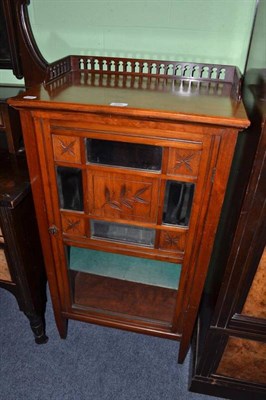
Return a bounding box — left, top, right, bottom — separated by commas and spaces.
0, 288, 225, 400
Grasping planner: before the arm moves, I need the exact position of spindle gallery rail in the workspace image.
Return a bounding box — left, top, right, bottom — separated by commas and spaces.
45, 55, 242, 99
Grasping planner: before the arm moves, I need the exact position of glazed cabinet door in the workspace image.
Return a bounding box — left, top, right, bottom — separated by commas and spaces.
33, 113, 219, 340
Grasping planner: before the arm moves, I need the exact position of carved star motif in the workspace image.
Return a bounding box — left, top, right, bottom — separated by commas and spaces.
59, 139, 76, 156
65, 218, 81, 233
163, 232, 180, 247
173, 153, 195, 172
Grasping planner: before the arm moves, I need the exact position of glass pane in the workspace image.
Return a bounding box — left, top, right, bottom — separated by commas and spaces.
56, 166, 83, 211
68, 247, 180, 289
86, 139, 162, 171
163, 181, 194, 226
67, 246, 181, 324
91, 220, 155, 247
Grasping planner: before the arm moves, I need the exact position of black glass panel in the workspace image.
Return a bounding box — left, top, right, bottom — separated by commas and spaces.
91, 220, 155, 247
163, 181, 194, 226
86, 139, 162, 171
56, 166, 83, 211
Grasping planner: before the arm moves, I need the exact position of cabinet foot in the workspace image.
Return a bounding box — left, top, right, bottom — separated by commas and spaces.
56, 316, 68, 339
178, 336, 190, 364
24, 312, 48, 344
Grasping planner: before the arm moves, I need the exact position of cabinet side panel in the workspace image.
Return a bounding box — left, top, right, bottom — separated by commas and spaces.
0, 248, 11, 281
242, 248, 266, 319
178, 129, 239, 362
216, 336, 266, 385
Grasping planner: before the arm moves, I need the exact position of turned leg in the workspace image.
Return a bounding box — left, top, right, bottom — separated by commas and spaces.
24, 312, 48, 344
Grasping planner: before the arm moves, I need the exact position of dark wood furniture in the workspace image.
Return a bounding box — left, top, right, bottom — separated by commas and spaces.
189, 75, 265, 400
0, 150, 48, 343
0, 85, 25, 153
9, 55, 249, 362
0, 1, 48, 343
189, 0, 266, 396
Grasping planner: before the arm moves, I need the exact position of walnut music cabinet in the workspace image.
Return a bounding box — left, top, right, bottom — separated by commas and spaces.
9, 56, 249, 362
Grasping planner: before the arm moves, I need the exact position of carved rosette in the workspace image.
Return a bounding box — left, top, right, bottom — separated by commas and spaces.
159, 230, 187, 253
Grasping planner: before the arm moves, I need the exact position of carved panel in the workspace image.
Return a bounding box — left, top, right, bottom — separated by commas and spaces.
0, 248, 11, 281
242, 248, 266, 319
88, 171, 159, 223
217, 337, 266, 385
167, 148, 202, 178
52, 134, 81, 164
159, 230, 187, 253
61, 213, 86, 237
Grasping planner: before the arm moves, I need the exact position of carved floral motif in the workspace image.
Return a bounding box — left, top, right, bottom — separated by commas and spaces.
88, 172, 157, 222
103, 184, 149, 211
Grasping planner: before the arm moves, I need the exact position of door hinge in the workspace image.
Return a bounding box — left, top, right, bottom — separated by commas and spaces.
48, 225, 59, 236
211, 167, 217, 184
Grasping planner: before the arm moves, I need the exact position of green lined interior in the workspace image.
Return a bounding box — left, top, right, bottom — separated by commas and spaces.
69, 247, 181, 290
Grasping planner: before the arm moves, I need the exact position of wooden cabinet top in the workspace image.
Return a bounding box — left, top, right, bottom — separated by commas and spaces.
8, 55, 249, 129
